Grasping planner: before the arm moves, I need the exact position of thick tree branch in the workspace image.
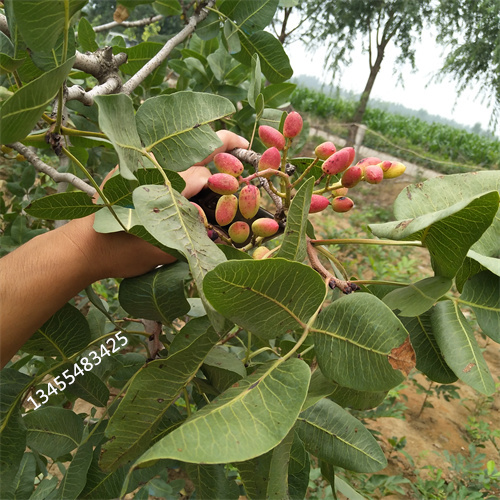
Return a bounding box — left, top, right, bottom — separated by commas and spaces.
7, 142, 96, 197
66, 49, 127, 105
93, 14, 163, 33
121, 0, 216, 95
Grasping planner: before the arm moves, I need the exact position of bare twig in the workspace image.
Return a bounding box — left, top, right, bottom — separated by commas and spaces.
143, 320, 164, 360
93, 14, 164, 33
121, 0, 216, 95
7, 142, 96, 197
306, 237, 360, 294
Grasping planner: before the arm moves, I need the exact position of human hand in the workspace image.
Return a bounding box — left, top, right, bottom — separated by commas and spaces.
63, 130, 249, 280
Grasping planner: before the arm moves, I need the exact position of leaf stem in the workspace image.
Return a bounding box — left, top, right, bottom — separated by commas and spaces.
291, 157, 319, 188
315, 244, 348, 280
183, 387, 192, 417
61, 146, 128, 232
311, 238, 423, 247
281, 278, 328, 361
243, 331, 252, 365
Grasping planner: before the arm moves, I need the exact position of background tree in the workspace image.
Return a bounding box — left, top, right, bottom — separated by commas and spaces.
434, 0, 500, 128
298, 0, 434, 144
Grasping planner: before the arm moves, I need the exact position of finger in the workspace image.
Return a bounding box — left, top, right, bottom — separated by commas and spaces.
194, 130, 249, 166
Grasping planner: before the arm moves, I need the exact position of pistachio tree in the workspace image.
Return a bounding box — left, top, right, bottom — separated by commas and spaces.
0, 1, 499, 499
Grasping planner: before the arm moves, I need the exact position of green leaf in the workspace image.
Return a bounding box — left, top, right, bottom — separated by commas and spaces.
276, 177, 313, 262
461, 271, 500, 342
0, 369, 30, 490
0, 31, 25, 75
370, 191, 500, 278
25, 192, 103, 220
262, 82, 296, 108
224, 19, 241, 54
24, 407, 83, 459
247, 54, 261, 108
255, 92, 265, 119
466, 250, 500, 278
288, 433, 310, 500
233, 30, 293, 83
119, 262, 191, 324
207, 46, 239, 81
202, 346, 246, 393
204, 258, 326, 340
313, 293, 410, 392
136, 92, 235, 172
30, 28, 76, 71
304, 369, 387, 411
62, 370, 110, 407
29, 476, 58, 500
186, 463, 239, 500
196, 10, 221, 41
131, 358, 310, 467
133, 184, 226, 328
94, 94, 154, 181
266, 428, 295, 499
296, 399, 387, 473
54, 441, 93, 500
400, 312, 457, 384
11, 0, 86, 53
102, 167, 185, 207
22, 303, 90, 358
77, 17, 98, 52
334, 475, 366, 500
393, 172, 500, 274
153, 0, 182, 16
0, 57, 75, 145
10, 453, 36, 500
219, 0, 279, 33
383, 277, 453, 317
100, 318, 219, 471
431, 301, 495, 395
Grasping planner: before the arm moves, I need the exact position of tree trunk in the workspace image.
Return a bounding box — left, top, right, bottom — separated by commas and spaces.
347, 45, 385, 146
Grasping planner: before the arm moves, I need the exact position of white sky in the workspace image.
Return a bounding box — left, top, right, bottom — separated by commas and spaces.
286, 28, 500, 138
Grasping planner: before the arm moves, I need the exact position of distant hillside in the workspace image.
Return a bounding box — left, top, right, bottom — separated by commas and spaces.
292, 75, 496, 140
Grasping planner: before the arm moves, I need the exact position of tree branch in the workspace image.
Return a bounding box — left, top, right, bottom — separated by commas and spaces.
7, 142, 96, 197
66, 49, 127, 105
93, 14, 164, 33
121, 0, 216, 95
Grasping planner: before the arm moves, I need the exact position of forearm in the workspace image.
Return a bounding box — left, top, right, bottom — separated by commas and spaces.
0, 224, 100, 367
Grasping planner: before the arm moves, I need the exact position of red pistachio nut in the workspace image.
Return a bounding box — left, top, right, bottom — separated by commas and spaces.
363, 164, 384, 184
207, 173, 240, 195
341, 165, 363, 188
314, 141, 336, 160
378, 160, 392, 172
228, 221, 250, 243
283, 111, 303, 138
239, 184, 261, 219
321, 147, 355, 175
331, 187, 349, 197
355, 156, 381, 172
258, 125, 286, 150
215, 194, 238, 226
383, 161, 406, 179
190, 202, 208, 226
214, 152, 244, 177
309, 194, 330, 213
331, 196, 354, 213
258, 147, 282, 178
252, 247, 271, 260
251, 218, 280, 237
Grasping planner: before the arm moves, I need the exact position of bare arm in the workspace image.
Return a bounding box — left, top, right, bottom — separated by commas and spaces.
0, 131, 248, 368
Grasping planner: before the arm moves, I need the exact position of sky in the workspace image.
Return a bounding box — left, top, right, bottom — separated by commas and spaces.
285, 27, 500, 138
